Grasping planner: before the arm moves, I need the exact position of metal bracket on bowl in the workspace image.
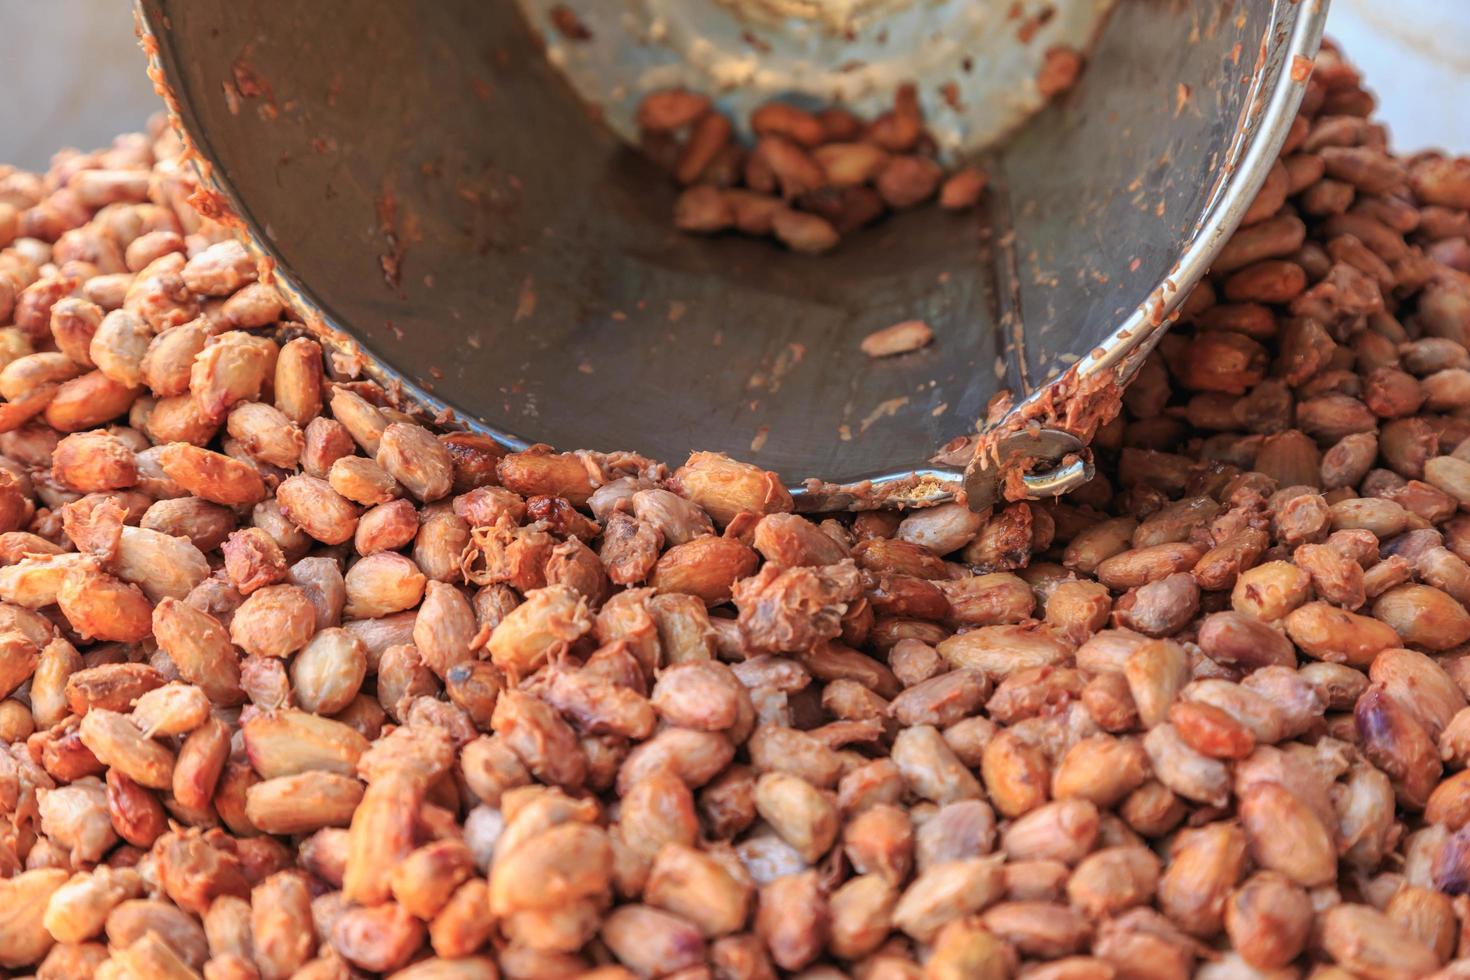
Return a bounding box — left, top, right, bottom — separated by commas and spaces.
789, 426, 1091, 514
963, 428, 1093, 512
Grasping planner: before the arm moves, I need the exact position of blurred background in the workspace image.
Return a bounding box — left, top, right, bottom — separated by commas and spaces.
2, 0, 1469, 169
4, 3, 158, 169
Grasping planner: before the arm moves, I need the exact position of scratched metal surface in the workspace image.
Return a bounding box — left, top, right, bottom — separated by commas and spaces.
999, 0, 1304, 398
135, 0, 1317, 489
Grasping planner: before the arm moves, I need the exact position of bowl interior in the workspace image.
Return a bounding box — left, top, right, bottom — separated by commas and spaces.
139, 0, 1307, 484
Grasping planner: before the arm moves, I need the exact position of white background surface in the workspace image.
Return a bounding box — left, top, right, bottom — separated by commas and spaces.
1, 1, 1469, 167
1, 1, 158, 170
1327, 0, 1470, 153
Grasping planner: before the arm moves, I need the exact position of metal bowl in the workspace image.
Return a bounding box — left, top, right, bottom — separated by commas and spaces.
135, 0, 1327, 509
